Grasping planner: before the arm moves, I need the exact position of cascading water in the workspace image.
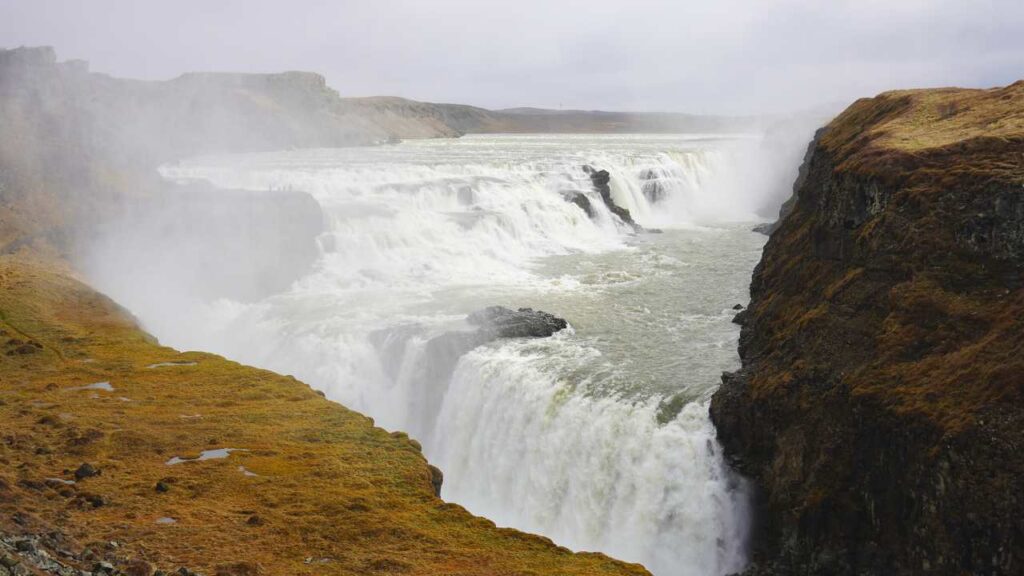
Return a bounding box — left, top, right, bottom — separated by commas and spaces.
91, 134, 768, 576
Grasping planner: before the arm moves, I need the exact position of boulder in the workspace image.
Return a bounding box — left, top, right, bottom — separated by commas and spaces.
73, 463, 99, 481
467, 306, 568, 339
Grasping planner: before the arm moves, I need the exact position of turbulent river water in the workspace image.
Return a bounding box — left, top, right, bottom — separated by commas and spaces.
109, 134, 770, 575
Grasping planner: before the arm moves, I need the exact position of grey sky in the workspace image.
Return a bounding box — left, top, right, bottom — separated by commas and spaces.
2, 0, 1022, 114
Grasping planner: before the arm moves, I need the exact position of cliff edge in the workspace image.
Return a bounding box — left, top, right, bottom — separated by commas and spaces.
712, 82, 1024, 574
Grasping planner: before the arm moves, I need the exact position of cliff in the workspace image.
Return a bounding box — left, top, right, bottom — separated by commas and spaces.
712, 82, 1024, 574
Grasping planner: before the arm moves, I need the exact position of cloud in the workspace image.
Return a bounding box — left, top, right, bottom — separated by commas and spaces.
1, 0, 1021, 113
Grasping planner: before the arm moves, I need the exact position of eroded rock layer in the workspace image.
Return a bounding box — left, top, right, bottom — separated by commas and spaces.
712, 82, 1024, 575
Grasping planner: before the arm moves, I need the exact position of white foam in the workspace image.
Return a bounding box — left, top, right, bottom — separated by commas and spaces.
96, 135, 762, 575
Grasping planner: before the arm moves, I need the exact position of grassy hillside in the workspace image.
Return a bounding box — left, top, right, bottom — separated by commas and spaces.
0, 254, 648, 575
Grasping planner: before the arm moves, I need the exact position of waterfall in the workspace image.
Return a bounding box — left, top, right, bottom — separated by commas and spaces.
92, 134, 762, 576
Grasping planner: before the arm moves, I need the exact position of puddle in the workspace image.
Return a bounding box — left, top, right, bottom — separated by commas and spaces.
238, 466, 258, 477
178, 414, 202, 420
117, 397, 132, 402
68, 381, 114, 392
147, 361, 198, 369
46, 477, 75, 485
155, 517, 177, 525
165, 448, 247, 465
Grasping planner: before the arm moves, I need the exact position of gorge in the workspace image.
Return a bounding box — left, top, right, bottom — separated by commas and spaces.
1, 43, 1022, 576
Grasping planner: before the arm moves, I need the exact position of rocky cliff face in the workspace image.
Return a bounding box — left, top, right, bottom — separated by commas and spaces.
712, 82, 1024, 574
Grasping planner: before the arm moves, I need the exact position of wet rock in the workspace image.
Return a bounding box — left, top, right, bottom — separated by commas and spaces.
731, 309, 749, 326
93, 561, 116, 574
154, 481, 170, 493
73, 463, 99, 481
246, 514, 263, 526
732, 304, 744, 310
467, 306, 567, 339
582, 165, 642, 232
561, 191, 595, 218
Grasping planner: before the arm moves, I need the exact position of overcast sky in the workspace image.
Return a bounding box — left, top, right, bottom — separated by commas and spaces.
2, 0, 1022, 114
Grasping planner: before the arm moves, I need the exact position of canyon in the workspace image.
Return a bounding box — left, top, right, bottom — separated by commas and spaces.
2, 45, 1022, 576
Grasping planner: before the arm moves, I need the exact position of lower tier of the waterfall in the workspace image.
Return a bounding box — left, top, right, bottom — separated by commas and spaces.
91, 134, 769, 576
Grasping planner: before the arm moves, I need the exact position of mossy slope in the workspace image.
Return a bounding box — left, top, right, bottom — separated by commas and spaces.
0, 254, 648, 576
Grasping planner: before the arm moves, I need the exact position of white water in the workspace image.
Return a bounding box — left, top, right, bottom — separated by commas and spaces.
93, 134, 769, 575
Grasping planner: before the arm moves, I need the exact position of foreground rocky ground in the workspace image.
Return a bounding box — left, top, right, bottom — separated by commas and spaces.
0, 254, 648, 575
712, 82, 1024, 574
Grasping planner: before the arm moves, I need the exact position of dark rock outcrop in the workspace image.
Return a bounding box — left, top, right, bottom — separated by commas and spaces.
562, 191, 596, 218
712, 82, 1024, 575
468, 306, 568, 339
427, 465, 444, 498
582, 166, 642, 232
420, 307, 568, 381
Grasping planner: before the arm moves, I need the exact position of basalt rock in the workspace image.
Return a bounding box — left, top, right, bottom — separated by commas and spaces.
468, 306, 568, 339
419, 307, 567, 383
562, 191, 596, 219
582, 165, 643, 232
711, 82, 1024, 575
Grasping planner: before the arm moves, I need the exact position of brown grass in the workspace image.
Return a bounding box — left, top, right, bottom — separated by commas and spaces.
0, 254, 649, 576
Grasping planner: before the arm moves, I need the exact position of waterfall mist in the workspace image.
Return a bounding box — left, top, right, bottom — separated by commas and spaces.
79, 132, 815, 575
